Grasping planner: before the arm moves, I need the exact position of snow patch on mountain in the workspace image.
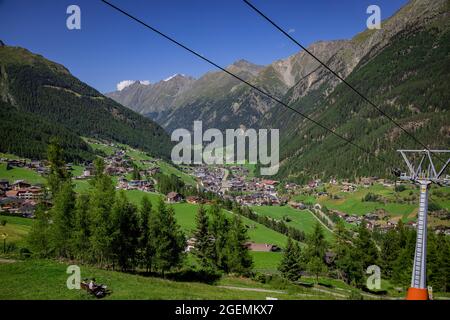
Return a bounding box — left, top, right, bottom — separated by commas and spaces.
164, 74, 185, 82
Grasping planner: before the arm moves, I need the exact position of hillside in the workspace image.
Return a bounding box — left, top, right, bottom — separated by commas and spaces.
0, 259, 346, 300
0, 45, 172, 161
270, 0, 450, 181
0, 100, 95, 162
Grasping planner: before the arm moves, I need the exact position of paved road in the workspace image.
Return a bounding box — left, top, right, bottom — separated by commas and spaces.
307, 209, 335, 234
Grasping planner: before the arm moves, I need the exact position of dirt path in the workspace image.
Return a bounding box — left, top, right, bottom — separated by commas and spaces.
0, 258, 17, 264
217, 285, 328, 299
217, 285, 285, 294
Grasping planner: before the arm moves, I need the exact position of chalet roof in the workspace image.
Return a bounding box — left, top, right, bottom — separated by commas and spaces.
5, 190, 19, 197
167, 192, 181, 198
245, 242, 278, 252
0, 197, 25, 205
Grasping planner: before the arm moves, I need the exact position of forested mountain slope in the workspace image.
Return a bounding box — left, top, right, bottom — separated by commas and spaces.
267, 0, 450, 182
0, 45, 172, 161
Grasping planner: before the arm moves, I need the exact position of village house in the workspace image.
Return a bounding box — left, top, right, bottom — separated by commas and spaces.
167, 192, 183, 203
360, 177, 375, 187
11, 180, 31, 190
5, 190, 19, 198
261, 179, 279, 192
76, 168, 92, 179
186, 196, 202, 204
341, 182, 357, 192
185, 237, 197, 252
0, 197, 25, 212
289, 201, 306, 210
244, 242, 280, 252
7, 159, 26, 168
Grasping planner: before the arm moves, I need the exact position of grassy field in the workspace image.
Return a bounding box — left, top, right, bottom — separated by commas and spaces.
0, 215, 32, 246
84, 140, 117, 156
4, 217, 449, 300
157, 160, 197, 186
0, 259, 328, 300
250, 251, 283, 273
314, 184, 450, 220
0, 163, 45, 185
251, 206, 334, 242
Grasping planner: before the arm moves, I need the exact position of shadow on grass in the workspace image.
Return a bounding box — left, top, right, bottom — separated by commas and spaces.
136, 268, 222, 285
361, 286, 388, 295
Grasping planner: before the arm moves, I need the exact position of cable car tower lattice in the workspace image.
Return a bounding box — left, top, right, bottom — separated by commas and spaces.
396, 149, 450, 300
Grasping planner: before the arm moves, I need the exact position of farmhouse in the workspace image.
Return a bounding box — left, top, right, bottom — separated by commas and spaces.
186, 196, 202, 204
167, 192, 183, 203
289, 201, 306, 210
12, 180, 31, 190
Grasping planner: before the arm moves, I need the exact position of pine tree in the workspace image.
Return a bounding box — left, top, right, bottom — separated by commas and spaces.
380, 229, 401, 278
354, 221, 379, 269
49, 180, 76, 258
138, 196, 154, 272
192, 205, 213, 269
278, 237, 303, 281
111, 191, 140, 271
435, 235, 450, 292
209, 204, 231, 272
132, 163, 141, 181
27, 203, 52, 257
335, 245, 364, 286
47, 138, 71, 195
306, 222, 328, 260
89, 158, 116, 267
72, 193, 91, 263
152, 198, 185, 276
227, 214, 253, 274
392, 228, 415, 287
427, 232, 450, 292
307, 256, 327, 283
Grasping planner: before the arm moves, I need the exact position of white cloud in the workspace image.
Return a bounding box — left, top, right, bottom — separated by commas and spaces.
288, 28, 295, 34
116, 80, 150, 91
117, 80, 136, 91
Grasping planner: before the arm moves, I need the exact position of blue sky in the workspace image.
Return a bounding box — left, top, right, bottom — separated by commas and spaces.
0, 0, 408, 93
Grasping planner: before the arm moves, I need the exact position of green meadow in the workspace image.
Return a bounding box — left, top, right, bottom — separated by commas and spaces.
0, 259, 327, 300
251, 206, 334, 242
0, 163, 45, 185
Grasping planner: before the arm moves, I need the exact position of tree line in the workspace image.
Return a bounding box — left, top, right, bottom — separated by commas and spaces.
278, 219, 450, 292
27, 141, 253, 276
